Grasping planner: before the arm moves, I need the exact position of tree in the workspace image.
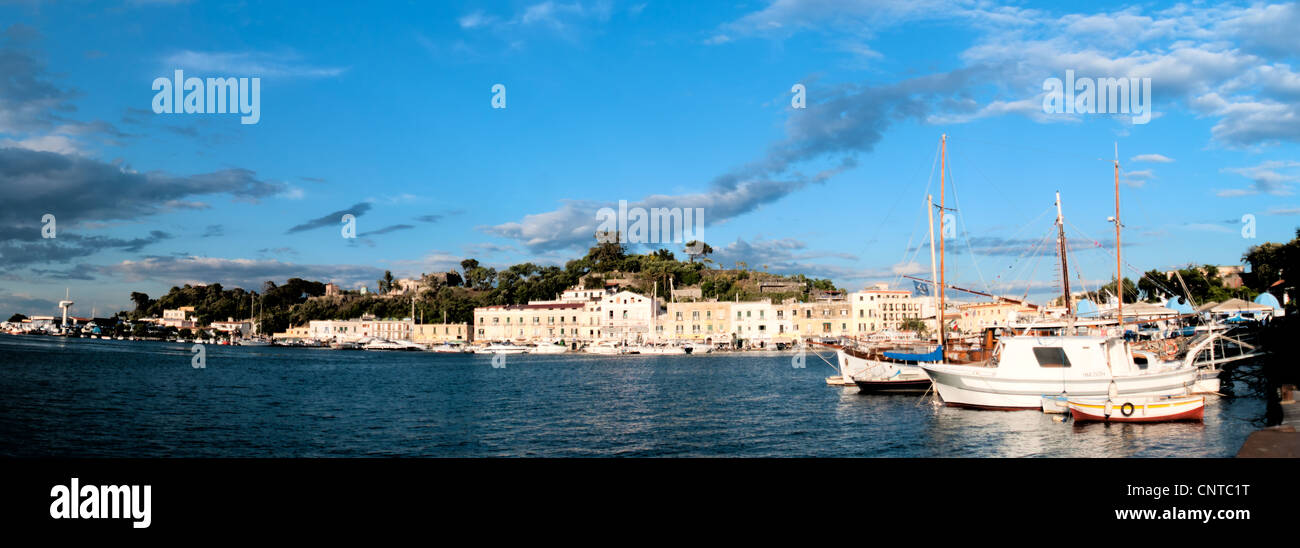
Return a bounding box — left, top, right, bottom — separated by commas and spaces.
684, 240, 713, 263
900, 318, 928, 338
1136, 269, 1170, 302
7, 313, 26, 323
378, 271, 395, 294
130, 292, 151, 312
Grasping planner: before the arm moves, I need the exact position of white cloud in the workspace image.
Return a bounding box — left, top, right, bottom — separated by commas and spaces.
1216, 160, 1300, 197
1131, 154, 1174, 163
0, 134, 80, 154
163, 50, 347, 78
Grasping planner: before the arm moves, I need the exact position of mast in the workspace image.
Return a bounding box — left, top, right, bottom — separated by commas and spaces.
1113, 143, 1123, 323
927, 194, 941, 347
1056, 191, 1072, 316
938, 134, 947, 350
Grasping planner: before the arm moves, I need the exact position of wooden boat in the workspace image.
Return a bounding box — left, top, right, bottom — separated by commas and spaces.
1040, 395, 1070, 414
1068, 394, 1205, 423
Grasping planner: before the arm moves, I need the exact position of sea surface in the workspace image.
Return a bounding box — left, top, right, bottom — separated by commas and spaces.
0, 335, 1269, 457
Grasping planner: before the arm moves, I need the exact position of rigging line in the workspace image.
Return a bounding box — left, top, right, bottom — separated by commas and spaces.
990, 204, 1056, 280
1000, 227, 1051, 298
889, 140, 942, 289
946, 135, 1113, 166
1019, 232, 1052, 303
947, 168, 994, 297
1064, 220, 1182, 299
1066, 216, 1180, 293
995, 213, 1055, 289
889, 141, 941, 288
947, 145, 1021, 219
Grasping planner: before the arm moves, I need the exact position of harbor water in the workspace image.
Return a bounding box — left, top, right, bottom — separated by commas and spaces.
0, 336, 1268, 457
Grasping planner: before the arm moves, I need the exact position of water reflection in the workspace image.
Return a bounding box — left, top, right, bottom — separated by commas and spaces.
0, 336, 1266, 457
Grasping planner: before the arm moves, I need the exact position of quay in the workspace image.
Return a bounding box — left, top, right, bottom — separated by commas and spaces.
1237, 384, 1300, 458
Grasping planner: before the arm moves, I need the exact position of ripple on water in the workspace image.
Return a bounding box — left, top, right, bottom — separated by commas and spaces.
0, 336, 1267, 457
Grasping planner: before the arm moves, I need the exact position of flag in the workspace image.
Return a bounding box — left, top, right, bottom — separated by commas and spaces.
912, 280, 931, 297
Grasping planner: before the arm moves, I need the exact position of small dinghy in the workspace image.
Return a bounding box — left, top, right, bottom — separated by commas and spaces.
1068, 394, 1205, 423
1040, 395, 1070, 414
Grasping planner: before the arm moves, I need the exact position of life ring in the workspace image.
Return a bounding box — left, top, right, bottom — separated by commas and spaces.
1121, 402, 1135, 417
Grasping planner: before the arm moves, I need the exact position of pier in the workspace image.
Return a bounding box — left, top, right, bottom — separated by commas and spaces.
1237, 385, 1300, 458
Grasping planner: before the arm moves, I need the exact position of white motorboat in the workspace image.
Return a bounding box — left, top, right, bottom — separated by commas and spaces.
362, 338, 426, 351
684, 343, 714, 354
920, 335, 1198, 409
528, 343, 568, 354
582, 341, 625, 355
631, 343, 687, 355
473, 343, 529, 354
236, 338, 273, 347
428, 342, 466, 353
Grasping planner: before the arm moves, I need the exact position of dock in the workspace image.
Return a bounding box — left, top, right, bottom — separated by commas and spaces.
1237, 385, 1300, 458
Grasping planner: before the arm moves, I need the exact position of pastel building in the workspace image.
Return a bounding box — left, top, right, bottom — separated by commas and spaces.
411, 323, 470, 344
474, 302, 602, 343
849, 286, 923, 334
161, 306, 197, 329
600, 290, 659, 343
659, 300, 731, 344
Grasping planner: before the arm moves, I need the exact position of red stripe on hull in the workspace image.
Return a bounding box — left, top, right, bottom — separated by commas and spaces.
942, 402, 1039, 411
1069, 405, 1204, 423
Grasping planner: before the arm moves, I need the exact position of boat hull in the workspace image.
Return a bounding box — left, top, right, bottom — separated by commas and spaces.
852, 378, 932, 393
921, 364, 1197, 410
1068, 396, 1205, 423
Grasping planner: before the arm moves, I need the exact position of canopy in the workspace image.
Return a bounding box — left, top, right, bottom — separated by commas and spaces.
1166, 296, 1195, 314
883, 346, 943, 362
1254, 292, 1282, 312
1209, 298, 1272, 313
1076, 299, 1099, 318
1120, 301, 1178, 317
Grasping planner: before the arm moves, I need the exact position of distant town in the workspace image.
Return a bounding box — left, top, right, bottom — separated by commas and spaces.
3, 234, 1289, 351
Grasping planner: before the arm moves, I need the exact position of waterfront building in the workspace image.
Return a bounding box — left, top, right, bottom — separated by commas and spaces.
730, 300, 780, 348
211, 319, 252, 337
601, 290, 658, 343
272, 326, 310, 341
161, 306, 197, 329
789, 300, 852, 341
956, 301, 1040, 332
306, 317, 414, 341
411, 322, 470, 344
659, 300, 731, 344
474, 302, 602, 343
849, 286, 922, 335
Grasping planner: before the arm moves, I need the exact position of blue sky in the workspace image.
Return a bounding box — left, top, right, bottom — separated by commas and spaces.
2, 0, 1299, 317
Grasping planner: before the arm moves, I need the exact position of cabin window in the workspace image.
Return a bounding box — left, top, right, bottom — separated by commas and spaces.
1133, 355, 1149, 370
1032, 347, 1071, 368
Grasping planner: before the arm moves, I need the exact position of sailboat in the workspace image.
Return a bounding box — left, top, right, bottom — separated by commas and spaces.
920, 147, 1198, 409
836, 134, 981, 392
237, 292, 273, 346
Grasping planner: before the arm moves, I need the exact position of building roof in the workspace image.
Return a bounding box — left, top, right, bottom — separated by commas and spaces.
1208, 298, 1272, 313
480, 303, 586, 311
1118, 302, 1178, 317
